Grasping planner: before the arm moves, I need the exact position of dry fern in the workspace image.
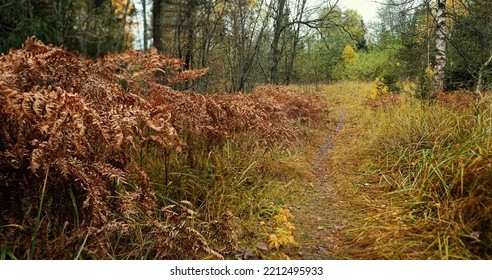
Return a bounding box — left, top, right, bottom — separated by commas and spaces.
0, 38, 327, 259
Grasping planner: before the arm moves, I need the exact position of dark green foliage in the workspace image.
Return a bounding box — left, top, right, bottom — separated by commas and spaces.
415, 66, 434, 100
0, 1, 63, 54
446, 0, 492, 91
0, 0, 136, 57
381, 69, 401, 94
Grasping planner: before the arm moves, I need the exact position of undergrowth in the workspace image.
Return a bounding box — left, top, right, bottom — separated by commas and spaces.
0, 38, 327, 259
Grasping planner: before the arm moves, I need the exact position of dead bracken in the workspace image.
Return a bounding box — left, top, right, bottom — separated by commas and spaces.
0, 38, 327, 259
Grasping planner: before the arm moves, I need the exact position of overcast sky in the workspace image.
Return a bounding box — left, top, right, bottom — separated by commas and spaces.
335, 0, 381, 23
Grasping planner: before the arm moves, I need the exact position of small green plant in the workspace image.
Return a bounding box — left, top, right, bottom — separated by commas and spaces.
415, 65, 434, 100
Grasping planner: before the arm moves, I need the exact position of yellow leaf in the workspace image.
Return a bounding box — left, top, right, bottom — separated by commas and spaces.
274, 214, 286, 223
268, 234, 281, 250
285, 222, 296, 231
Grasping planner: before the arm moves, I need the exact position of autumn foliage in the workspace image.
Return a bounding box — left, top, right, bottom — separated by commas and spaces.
0, 38, 326, 259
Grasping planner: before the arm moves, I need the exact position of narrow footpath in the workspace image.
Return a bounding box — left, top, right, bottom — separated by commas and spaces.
292, 108, 350, 259
289, 83, 394, 260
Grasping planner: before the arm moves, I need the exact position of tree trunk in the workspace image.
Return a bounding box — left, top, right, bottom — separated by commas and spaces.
433, 0, 447, 95
285, 0, 307, 85
152, 0, 164, 53
226, 0, 269, 92
142, 0, 148, 50
270, 0, 287, 84
118, 0, 132, 52
475, 52, 492, 102
184, 0, 197, 70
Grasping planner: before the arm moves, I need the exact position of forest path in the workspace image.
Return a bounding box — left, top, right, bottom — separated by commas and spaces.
291, 108, 349, 259
290, 83, 377, 260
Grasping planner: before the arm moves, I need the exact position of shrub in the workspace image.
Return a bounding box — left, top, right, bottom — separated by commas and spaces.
369, 76, 390, 99
0, 38, 218, 259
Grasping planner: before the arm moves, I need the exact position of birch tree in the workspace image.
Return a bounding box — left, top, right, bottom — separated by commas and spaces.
432, 0, 447, 93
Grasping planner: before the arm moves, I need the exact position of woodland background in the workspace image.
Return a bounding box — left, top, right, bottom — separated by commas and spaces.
1, 0, 491, 93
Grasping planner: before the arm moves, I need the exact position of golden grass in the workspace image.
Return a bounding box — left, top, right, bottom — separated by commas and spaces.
366, 98, 492, 259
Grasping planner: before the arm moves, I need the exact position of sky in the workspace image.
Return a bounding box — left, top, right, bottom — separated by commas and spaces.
335, 0, 381, 23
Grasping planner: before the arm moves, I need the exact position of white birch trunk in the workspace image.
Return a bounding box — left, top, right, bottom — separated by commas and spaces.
433, 0, 447, 94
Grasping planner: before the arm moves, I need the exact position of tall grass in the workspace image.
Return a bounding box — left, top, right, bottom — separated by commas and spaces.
366, 93, 492, 259
140, 129, 319, 257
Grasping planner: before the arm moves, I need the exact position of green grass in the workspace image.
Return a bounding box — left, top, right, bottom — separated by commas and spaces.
29, 165, 50, 260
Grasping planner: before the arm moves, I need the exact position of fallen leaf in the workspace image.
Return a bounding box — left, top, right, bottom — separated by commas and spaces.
257, 242, 269, 251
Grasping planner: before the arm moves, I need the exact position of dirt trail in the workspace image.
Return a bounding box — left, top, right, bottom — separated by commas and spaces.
292, 108, 350, 259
